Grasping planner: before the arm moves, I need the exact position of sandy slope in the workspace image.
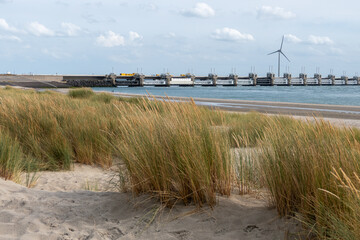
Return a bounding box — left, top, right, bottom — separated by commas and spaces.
0, 165, 302, 240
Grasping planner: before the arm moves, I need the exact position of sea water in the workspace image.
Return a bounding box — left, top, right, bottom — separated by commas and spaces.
93, 86, 360, 106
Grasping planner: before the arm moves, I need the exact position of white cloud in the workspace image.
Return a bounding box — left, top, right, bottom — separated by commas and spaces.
42, 48, 70, 59
0, 35, 21, 42
284, 34, 302, 43
211, 27, 254, 42
0, 18, 18, 32
139, 3, 158, 11
55, 1, 69, 7
129, 31, 142, 41
28, 22, 54, 36
164, 32, 176, 38
329, 47, 343, 55
284, 34, 334, 46
307, 35, 334, 45
181, 3, 215, 18
96, 31, 125, 47
147, 3, 158, 11
257, 6, 296, 20
61, 22, 81, 36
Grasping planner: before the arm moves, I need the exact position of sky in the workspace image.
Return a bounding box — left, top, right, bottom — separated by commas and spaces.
0, 0, 360, 76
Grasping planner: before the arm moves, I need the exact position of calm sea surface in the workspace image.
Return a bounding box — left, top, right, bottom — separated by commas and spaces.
93, 86, 360, 106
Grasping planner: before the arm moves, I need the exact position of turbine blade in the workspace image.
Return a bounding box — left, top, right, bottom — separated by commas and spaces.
280, 51, 290, 62
267, 50, 279, 55
280, 35, 284, 50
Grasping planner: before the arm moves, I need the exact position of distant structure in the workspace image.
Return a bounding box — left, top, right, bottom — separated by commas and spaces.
268, 36, 290, 77
1, 72, 360, 88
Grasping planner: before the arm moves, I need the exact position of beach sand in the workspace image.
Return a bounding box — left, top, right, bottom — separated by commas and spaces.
0, 164, 302, 240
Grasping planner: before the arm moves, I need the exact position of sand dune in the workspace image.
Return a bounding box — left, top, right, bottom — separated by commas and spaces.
0, 165, 302, 240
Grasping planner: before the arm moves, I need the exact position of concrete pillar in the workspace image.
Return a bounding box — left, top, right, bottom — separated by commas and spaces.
229, 74, 238, 86
354, 76, 360, 85
209, 74, 217, 86
284, 73, 291, 86
267, 72, 275, 86
249, 73, 257, 86
328, 74, 335, 85
303, 75, 307, 86
133, 73, 145, 87
341, 75, 348, 85
314, 74, 322, 85
186, 74, 195, 86
161, 74, 171, 87
299, 73, 307, 85
107, 73, 117, 86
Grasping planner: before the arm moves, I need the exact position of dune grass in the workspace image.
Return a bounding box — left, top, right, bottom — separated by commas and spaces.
258, 118, 360, 238
225, 112, 271, 147
115, 99, 232, 207
0, 88, 118, 172
1, 87, 360, 237
0, 130, 25, 182
68, 88, 95, 98
321, 169, 360, 240
0, 88, 233, 207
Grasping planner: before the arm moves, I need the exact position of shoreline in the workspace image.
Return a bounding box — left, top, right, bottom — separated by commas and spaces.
95, 90, 360, 120
4, 85, 360, 122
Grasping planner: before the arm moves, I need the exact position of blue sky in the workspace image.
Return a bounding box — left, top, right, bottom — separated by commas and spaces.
0, 0, 359, 76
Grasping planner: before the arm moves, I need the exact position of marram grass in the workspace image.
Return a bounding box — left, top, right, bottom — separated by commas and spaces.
258, 118, 360, 238
0, 88, 118, 171
68, 88, 95, 99
0, 130, 25, 182
0, 88, 233, 207
115, 99, 232, 207
1, 87, 360, 238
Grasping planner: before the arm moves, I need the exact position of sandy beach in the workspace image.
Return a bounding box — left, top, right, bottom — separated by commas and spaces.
0, 164, 302, 240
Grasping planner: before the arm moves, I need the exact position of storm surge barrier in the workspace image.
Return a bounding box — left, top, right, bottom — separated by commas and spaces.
1, 73, 360, 88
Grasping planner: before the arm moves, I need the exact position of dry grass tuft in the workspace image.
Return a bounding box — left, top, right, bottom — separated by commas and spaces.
115, 99, 232, 207
258, 117, 360, 238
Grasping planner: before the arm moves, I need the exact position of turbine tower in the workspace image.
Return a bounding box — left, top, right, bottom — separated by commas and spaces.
268, 35, 290, 77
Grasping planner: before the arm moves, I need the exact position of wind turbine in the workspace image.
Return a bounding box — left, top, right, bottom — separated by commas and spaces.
268, 35, 290, 77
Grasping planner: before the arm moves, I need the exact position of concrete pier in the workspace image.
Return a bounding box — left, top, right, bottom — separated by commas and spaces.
161, 74, 171, 87
342, 76, 348, 85
314, 74, 322, 86
134, 73, 145, 87
229, 74, 238, 86
284, 73, 291, 86
209, 74, 217, 86
269, 73, 275, 86
249, 73, 257, 86
300, 73, 307, 85
328, 74, 335, 85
